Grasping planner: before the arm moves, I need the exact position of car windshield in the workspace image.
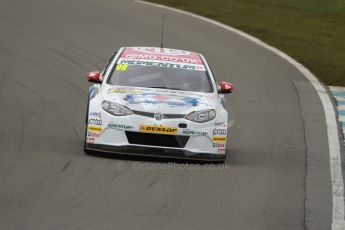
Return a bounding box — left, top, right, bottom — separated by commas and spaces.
107, 63, 214, 93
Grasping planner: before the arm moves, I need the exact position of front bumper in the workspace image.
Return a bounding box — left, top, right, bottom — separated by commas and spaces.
86, 105, 228, 160
85, 143, 226, 161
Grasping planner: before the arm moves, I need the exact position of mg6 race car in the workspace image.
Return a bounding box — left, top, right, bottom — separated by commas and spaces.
84, 47, 234, 161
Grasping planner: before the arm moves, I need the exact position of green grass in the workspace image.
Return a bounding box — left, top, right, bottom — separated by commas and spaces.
147, 0, 345, 86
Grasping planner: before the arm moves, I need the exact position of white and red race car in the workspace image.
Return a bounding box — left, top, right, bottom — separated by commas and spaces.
84, 47, 234, 161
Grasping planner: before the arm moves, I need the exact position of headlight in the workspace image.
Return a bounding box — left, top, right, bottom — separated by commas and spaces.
185, 109, 216, 123
102, 100, 133, 116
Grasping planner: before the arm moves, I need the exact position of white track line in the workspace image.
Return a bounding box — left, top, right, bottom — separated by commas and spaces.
135, 1, 345, 229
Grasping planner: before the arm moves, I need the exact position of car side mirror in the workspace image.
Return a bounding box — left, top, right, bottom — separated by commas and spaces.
218, 82, 234, 94
87, 71, 102, 84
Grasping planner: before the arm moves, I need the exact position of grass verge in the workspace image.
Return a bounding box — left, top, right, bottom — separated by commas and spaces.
146, 0, 345, 86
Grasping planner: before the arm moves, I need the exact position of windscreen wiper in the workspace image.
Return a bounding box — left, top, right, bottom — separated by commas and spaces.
149, 86, 181, 90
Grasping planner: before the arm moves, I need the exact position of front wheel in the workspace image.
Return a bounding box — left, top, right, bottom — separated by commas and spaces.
83, 97, 90, 154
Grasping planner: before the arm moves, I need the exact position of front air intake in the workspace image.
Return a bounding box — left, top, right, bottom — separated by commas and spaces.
125, 131, 189, 148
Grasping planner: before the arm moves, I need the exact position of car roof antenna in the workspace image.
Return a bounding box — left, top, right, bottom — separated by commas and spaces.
160, 12, 165, 49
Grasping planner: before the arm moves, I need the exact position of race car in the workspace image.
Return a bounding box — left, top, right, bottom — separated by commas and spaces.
84, 47, 234, 161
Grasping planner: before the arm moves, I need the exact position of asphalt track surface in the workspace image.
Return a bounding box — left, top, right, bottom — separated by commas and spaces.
0, 0, 340, 229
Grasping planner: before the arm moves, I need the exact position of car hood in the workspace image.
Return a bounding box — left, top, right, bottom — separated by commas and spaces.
102, 85, 218, 114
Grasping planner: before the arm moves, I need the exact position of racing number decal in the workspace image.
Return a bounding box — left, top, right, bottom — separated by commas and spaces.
115, 64, 128, 71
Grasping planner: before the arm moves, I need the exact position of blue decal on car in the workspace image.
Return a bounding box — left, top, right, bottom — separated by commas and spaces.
123, 93, 205, 107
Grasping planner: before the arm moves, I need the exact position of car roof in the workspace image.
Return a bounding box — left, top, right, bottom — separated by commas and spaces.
120, 47, 205, 66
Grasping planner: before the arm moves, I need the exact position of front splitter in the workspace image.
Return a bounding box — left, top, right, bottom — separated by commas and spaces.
85, 144, 226, 162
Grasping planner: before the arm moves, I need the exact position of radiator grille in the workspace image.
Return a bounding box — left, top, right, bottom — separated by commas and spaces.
125, 131, 189, 148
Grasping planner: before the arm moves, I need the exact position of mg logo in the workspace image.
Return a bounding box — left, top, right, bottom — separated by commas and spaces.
154, 113, 164, 121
